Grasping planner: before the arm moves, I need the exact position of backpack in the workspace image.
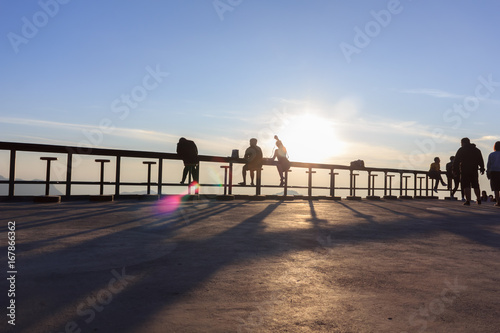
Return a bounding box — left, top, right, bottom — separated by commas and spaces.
350, 159, 365, 169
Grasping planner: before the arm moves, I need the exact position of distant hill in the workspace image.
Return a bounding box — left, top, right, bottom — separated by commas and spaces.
0, 175, 64, 196
273, 190, 302, 196
14, 182, 64, 196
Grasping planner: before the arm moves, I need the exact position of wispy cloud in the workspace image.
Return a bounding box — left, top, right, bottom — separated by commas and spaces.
0, 117, 244, 156
0, 116, 179, 144
398, 88, 463, 99
333, 116, 459, 145
396, 88, 500, 110
201, 113, 252, 122
475, 135, 500, 142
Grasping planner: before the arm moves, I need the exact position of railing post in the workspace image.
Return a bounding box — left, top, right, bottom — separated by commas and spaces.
115, 156, 121, 196
425, 175, 429, 197
350, 169, 353, 196
256, 168, 262, 195
350, 173, 359, 197
158, 158, 163, 196
417, 176, 425, 197
346, 172, 360, 200
143, 161, 156, 195
228, 162, 233, 195
40, 157, 57, 196
384, 172, 388, 196
284, 169, 292, 197
220, 166, 230, 195
398, 174, 412, 199
399, 173, 404, 197
386, 174, 395, 197
8, 149, 16, 197
402, 176, 410, 197
367, 171, 372, 196
65, 153, 73, 197
95, 159, 110, 195
306, 167, 316, 197
369, 174, 378, 196
414, 172, 418, 198
195, 163, 200, 195
329, 169, 338, 197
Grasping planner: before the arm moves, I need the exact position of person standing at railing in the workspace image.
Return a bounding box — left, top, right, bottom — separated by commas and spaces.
453, 137, 485, 206
486, 141, 500, 207
428, 157, 447, 193
177, 137, 199, 184
446, 156, 462, 199
270, 135, 290, 186
239, 138, 263, 186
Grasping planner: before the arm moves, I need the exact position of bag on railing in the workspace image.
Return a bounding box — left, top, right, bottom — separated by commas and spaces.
350, 159, 365, 169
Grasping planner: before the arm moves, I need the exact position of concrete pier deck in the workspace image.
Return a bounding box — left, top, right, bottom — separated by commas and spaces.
2, 198, 500, 333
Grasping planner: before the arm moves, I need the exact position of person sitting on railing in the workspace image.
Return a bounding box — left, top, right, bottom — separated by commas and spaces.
428, 157, 447, 193
239, 138, 263, 186
270, 135, 290, 186
177, 137, 199, 184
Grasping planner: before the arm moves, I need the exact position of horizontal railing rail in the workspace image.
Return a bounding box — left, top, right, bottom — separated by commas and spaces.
0, 141, 452, 200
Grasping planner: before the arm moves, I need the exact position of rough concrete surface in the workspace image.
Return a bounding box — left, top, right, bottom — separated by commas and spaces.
1, 198, 500, 333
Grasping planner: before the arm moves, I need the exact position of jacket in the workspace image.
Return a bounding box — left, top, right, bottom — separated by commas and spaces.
453, 143, 484, 174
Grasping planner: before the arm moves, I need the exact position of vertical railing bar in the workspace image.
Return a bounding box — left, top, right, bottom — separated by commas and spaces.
384, 172, 388, 196
115, 155, 121, 196
367, 171, 372, 196
349, 169, 353, 196
158, 158, 163, 196
414, 173, 418, 198
306, 167, 316, 197
228, 162, 233, 195
329, 168, 336, 197
284, 169, 290, 197
256, 168, 262, 196
66, 153, 73, 197
399, 173, 403, 197
8, 149, 16, 197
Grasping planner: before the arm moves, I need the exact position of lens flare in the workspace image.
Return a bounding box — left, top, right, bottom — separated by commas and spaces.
156, 182, 200, 215
207, 166, 224, 187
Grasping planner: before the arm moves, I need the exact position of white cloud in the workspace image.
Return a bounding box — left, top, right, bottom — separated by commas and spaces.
475, 135, 500, 142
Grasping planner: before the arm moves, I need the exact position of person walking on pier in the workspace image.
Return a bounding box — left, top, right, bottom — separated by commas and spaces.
486, 141, 500, 206
428, 157, 447, 193
270, 135, 291, 186
177, 137, 199, 184
239, 138, 263, 186
453, 137, 485, 206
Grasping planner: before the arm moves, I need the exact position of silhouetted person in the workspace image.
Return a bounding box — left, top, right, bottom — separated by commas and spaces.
176, 137, 199, 184
239, 138, 263, 186
481, 190, 489, 202
270, 135, 290, 186
428, 157, 447, 193
453, 137, 485, 206
446, 156, 462, 199
486, 141, 500, 207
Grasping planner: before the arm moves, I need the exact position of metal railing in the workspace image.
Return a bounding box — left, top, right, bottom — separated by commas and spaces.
0, 141, 452, 200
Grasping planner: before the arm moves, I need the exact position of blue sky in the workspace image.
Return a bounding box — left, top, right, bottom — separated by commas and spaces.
1, 0, 500, 174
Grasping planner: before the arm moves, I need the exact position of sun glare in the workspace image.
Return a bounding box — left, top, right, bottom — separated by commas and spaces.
270, 114, 345, 163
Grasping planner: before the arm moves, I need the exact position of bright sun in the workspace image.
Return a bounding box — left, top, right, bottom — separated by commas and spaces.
269, 114, 345, 163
